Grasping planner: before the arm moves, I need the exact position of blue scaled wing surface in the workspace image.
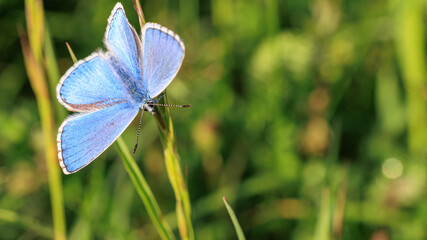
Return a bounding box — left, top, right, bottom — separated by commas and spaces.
141, 22, 185, 98
105, 2, 143, 89
57, 53, 129, 112
56, 53, 139, 174
57, 102, 139, 174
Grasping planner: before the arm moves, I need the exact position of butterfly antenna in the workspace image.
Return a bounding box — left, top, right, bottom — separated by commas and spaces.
133, 110, 144, 154
148, 103, 192, 108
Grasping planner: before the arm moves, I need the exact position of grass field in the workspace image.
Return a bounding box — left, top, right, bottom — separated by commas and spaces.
1, 0, 427, 239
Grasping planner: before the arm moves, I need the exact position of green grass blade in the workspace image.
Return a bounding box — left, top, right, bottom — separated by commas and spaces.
223, 197, 246, 240
314, 188, 331, 240
21, 33, 67, 240
115, 137, 175, 240
394, 0, 427, 155
132, 0, 146, 29
21, 1, 67, 239
65, 42, 78, 64
43, 24, 66, 121
153, 93, 194, 240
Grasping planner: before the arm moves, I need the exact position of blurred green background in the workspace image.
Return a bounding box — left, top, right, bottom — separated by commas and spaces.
1, 0, 427, 239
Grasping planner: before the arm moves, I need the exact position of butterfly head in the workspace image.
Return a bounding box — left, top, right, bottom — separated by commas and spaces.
140, 99, 156, 114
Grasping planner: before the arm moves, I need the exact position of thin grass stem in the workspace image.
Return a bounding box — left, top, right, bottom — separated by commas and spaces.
44, 25, 66, 121
130, 0, 194, 237
395, 0, 427, 156
223, 197, 246, 240
153, 93, 194, 240
20, 1, 67, 238
115, 137, 176, 240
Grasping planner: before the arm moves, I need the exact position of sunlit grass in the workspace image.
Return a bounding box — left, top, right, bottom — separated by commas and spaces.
394, 0, 427, 155
20, 0, 66, 239
132, 0, 194, 238
223, 197, 246, 240
4, 0, 427, 239
116, 137, 175, 240
153, 94, 194, 240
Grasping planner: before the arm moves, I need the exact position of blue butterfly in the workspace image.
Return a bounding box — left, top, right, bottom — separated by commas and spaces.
56, 2, 185, 174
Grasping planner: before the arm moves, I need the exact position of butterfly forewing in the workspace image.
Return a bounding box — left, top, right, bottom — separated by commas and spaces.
105, 3, 143, 84
57, 53, 129, 112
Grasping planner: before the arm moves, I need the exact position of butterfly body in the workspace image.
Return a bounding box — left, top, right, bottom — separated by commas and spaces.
57, 2, 185, 174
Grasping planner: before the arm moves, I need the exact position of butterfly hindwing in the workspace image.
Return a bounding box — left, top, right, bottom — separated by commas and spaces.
142, 23, 185, 98
57, 102, 140, 174
57, 52, 128, 112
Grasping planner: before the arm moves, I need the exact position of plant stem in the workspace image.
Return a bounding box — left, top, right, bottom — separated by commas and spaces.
20, 0, 67, 236
115, 137, 175, 240
154, 93, 194, 240
223, 197, 246, 240
395, 0, 427, 156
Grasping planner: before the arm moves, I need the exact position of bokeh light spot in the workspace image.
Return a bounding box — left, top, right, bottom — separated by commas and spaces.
382, 158, 403, 179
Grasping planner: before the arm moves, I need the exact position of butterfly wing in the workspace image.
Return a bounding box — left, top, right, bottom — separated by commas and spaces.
57, 52, 140, 174
105, 3, 142, 82
141, 23, 185, 98
57, 102, 140, 174
57, 52, 130, 112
